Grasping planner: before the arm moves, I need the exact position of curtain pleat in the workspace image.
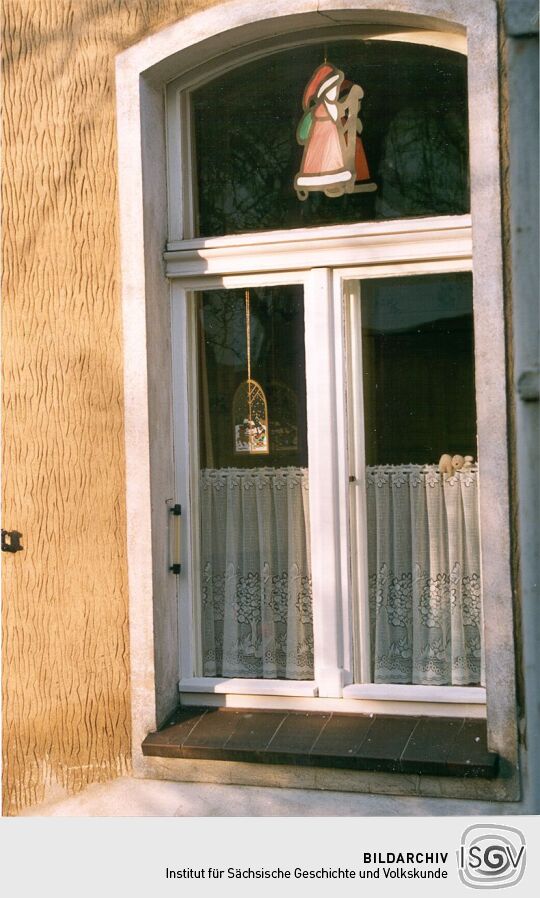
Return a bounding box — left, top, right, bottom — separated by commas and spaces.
200, 467, 313, 679
200, 464, 482, 687
367, 465, 483, 686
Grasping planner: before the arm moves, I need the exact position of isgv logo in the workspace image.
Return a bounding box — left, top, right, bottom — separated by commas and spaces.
458, 825, 526, 889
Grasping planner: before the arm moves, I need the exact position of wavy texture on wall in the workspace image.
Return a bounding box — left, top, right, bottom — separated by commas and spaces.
1, 0, 217, 816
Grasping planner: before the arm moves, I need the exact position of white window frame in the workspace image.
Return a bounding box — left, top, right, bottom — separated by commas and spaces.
116, 0, 519, 799
170, 228, 486, 714
340, 262, 481, 700
166, 30, 484, 710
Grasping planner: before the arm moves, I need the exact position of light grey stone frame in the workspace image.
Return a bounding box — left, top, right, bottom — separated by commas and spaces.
116, 0, 520, 800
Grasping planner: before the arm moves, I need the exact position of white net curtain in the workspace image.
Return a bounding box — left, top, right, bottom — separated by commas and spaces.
199, 464, 482, 686
366, 464, 483, 686
200, 467, 314, 679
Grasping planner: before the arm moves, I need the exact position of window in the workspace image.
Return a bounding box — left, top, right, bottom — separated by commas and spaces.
190, 40, 469, 237
117, 0, 518, 797
347, 272, 482, 689
167, 35, 486, 707
195, 286, 312, 681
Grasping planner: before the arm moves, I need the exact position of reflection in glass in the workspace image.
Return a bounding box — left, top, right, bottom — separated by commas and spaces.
354, 273, 483, 686
196, 286, 313, 679
193, 41, 469, 236
361, 274, 477, 465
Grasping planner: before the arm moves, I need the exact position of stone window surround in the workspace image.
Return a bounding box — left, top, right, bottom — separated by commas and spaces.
116, 0, 519, 800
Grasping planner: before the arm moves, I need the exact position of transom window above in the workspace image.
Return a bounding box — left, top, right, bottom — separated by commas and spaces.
190, 40, 469, 237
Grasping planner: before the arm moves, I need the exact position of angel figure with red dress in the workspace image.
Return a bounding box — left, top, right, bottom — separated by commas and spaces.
294, 62, 377, 200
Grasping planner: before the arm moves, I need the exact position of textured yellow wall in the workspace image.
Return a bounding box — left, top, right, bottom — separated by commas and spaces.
2, 0, 513, 817
1, 0, 216, 816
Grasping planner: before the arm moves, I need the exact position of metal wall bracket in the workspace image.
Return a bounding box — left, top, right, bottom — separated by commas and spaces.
1, 530, 23, 553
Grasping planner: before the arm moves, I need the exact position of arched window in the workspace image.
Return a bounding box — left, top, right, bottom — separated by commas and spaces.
117, 1, 518, 800
166, 29, 481, 696
189, 40, 469, 237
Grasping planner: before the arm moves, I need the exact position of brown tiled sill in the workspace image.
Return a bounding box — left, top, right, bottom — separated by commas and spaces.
142, 707, 498, 778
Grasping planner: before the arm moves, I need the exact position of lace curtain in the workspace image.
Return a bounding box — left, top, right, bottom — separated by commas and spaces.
199, 464, 482, 686
200, 467, 314, 679
366, 464, 483, 686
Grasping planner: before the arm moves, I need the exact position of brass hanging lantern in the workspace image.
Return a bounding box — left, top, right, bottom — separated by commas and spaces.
233, 290, 270, 455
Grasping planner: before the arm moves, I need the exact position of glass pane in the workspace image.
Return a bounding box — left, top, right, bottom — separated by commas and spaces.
195, 285, 313, 679
362, 274, 477, 465
351, 273, 483, 686
193, 41, 469, 237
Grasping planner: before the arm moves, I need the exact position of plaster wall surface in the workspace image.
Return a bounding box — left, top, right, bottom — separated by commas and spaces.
1, 0, 219, 816
2, 0, 531, 816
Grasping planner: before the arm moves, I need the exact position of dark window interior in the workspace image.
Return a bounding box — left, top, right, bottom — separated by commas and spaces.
360, 272, 476, 465
197, 286, 308, 469
193, 40, 469, 236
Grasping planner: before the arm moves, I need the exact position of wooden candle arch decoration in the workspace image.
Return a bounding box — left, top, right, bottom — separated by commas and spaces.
233, 290, 270, 455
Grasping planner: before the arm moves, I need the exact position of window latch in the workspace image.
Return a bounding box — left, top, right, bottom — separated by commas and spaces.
517, 368, 539, 402
1, 529, 23, 553
169, 504, 182, 574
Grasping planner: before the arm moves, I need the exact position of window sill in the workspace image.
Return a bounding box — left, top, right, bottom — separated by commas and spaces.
179, 677, 318, 697
342, 684, 486, 703
142, 707, 498, 779
179, 679, 486, 704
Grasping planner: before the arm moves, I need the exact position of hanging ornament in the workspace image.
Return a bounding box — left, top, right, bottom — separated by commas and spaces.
233, 290, 270, 455
294, 62, 377, 200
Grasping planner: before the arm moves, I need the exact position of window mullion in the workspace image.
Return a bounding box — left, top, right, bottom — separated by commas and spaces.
344, 278, 372, 684
305, 268, 347, 697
